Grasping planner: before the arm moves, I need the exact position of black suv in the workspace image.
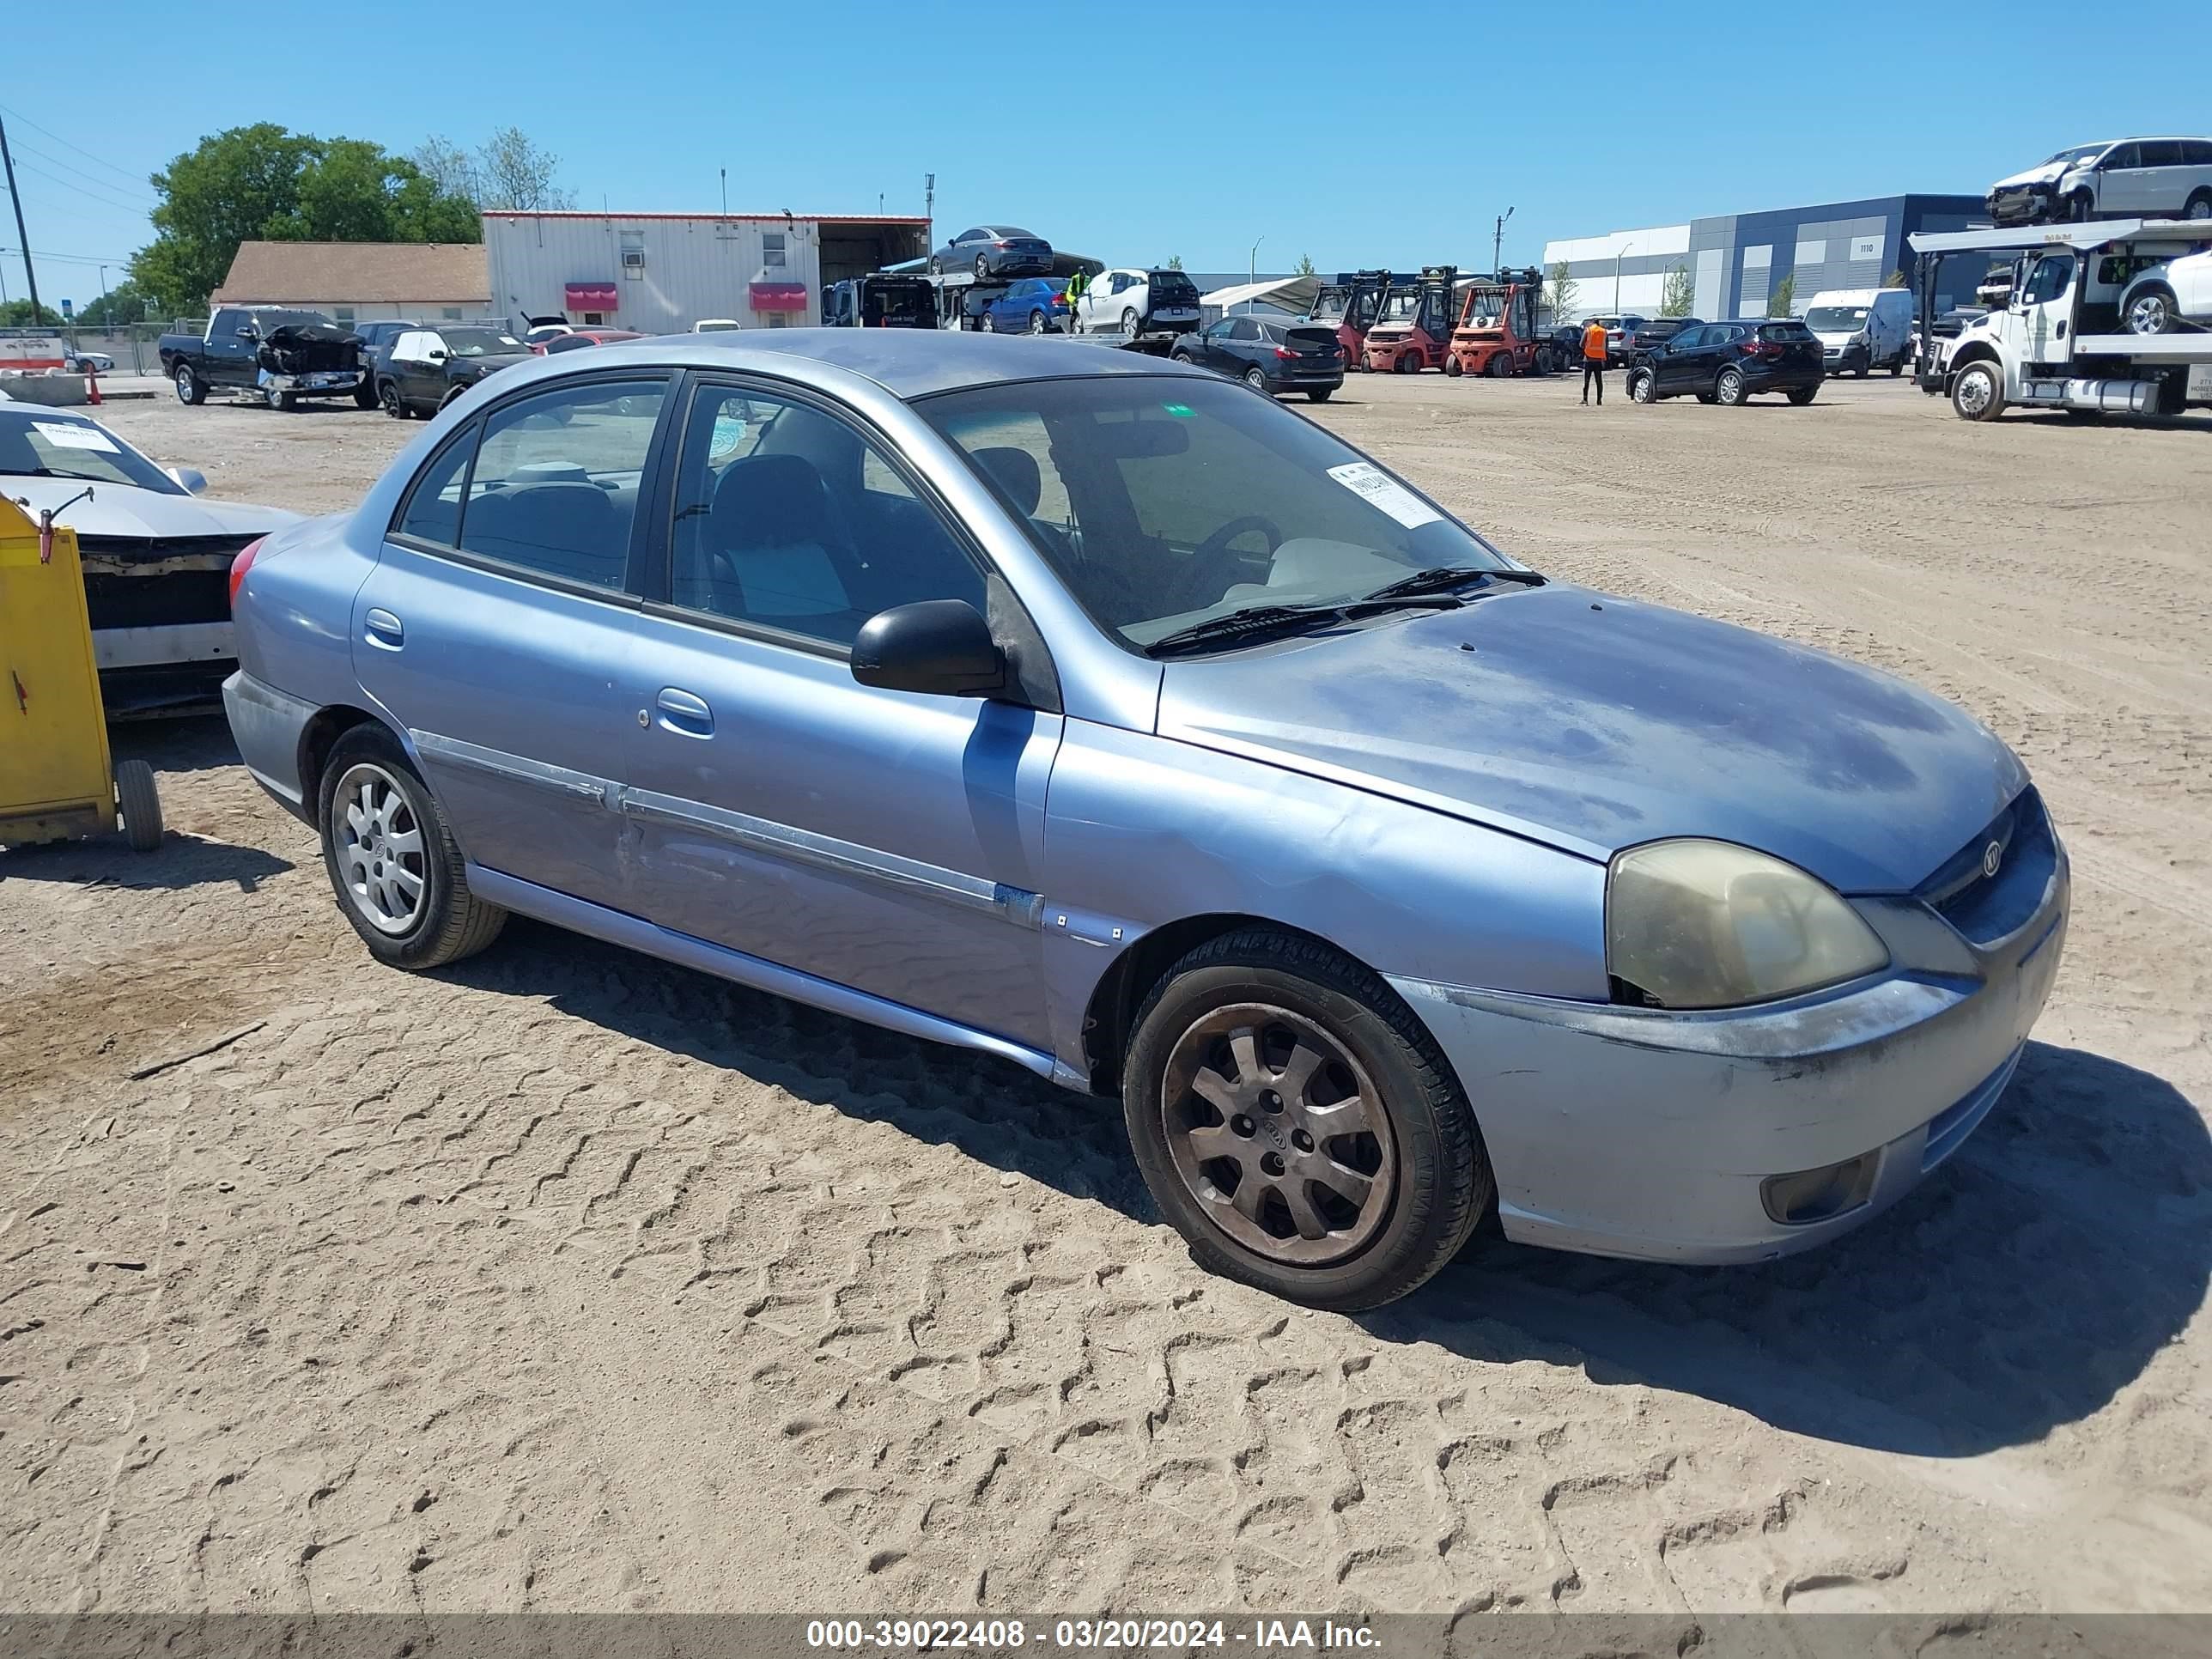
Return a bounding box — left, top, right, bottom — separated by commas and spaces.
1625, 319, 1824, 406
1170, 317, 1345, 401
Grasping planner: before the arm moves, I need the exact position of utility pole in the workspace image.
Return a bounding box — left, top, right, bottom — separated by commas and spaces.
720, 167, 728, 218
1492, 206, 1514, 276
0, 112, 43, 323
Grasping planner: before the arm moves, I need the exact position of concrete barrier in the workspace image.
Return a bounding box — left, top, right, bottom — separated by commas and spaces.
0, 374, 92, 407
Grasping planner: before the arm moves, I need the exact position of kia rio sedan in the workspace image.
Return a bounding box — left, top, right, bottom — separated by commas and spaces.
222, 332, 2068, 1310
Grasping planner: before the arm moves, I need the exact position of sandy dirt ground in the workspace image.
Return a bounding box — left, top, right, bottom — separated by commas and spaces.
3, 373, 2208, 1618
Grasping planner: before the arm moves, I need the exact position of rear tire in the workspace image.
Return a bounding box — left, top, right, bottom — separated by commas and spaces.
1121, 927, 1491, 1311
2124, 285, 2179, 335
2187, 191, 2212, 222
115, 759, 162, 853
317, 726, 507, 971
1715, 367, 1747, 406
173, 363, 204, 405
1951, 359, 2006, 422
1786, 386, 1819, 405
1243, 366, 1270, 394
1307, 388, 1333, 403
1029, 309, 1048, 334
1444, 355, 1463, 377
1486, 351, 1512, 378
1122, 307, 1140, 337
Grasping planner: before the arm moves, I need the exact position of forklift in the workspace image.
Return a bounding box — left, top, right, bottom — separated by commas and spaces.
1446, 266, 1551, 378
1, 495, 163, 854
1362, 266, 1462, 374
1308, 270, 1419, 371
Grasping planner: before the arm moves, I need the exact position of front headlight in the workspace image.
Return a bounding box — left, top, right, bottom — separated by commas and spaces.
1607, 840, 1889, 1010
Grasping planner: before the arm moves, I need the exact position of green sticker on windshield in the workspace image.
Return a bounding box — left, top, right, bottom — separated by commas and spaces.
1162, 403, 1194, 417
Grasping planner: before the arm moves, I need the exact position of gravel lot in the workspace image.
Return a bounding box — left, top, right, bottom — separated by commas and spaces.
4, 369, 2208, 1619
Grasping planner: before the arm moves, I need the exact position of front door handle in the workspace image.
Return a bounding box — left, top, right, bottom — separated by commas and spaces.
363, 608, 404, 649
654, 686, 714, 738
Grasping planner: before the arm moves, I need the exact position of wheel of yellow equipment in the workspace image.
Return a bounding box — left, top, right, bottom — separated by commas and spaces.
116, 758, 163, 852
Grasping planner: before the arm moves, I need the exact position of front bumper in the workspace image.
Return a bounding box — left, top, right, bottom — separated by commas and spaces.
222, 669, 319, 823
1988, 185, 2055, 226
1390, 839, 2069, 1264
257, 368, 366, 395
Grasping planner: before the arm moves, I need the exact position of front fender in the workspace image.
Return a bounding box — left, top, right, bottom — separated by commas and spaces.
1038, 720, 1607, 1082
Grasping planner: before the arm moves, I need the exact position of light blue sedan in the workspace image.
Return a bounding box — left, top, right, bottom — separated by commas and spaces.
222, 331, 2067, 1309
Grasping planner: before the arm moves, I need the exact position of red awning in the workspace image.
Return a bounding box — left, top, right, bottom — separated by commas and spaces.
749, 282, 809, 313
564, 282, 619, 310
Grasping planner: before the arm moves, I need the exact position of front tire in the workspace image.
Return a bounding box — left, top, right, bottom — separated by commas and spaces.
353, 383, 378, 409
173, 363, 204, 405
1715, 367, 1747, 405
264, 386, 295, 412
318, 727, 506, 970
980, 309, 997, 332
1951, 360, 2006, 422
1444, 355, 1464, 377
1628, 368, 1656, 403
1122, 928, 1490, 1310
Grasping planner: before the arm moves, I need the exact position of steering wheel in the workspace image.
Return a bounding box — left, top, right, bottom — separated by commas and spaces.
1169, 514, 1284, 613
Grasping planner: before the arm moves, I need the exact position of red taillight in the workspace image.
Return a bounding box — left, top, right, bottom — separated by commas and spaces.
1274, 345, 1297, 360
994, 240, 1011, 249
228, 537, 265, 608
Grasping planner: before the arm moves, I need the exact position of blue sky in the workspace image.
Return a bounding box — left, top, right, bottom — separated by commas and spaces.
5, 0, 2209, 312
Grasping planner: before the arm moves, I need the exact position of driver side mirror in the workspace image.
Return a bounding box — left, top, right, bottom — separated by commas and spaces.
428, 349, 448, 362
166, 466, 208, 495
234, 325, 258, 339
851, 599, 1006, 699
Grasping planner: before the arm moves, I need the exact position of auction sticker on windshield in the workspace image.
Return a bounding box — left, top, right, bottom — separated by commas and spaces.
1328, 461, 1441, 529
33, 421, 119, 453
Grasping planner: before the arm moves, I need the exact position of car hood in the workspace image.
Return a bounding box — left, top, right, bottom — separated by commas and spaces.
1991, 161, 2069, 190
3, 477, 300, 538
1154, 585, 2027, 893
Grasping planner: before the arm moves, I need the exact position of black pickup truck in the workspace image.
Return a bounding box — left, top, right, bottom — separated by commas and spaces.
159, 307, 374, 410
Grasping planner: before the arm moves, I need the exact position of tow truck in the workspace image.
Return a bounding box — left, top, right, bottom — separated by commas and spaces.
1444, 266, 1551, 378
1308, 270, 1418, 369
1362, 266, 1463, 374
1910, 218, 2212, 422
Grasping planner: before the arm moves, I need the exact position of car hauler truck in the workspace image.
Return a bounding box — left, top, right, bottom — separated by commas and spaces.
1911, 218, 2212, 422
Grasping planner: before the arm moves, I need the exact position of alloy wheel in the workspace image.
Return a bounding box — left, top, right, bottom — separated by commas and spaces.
174, 366, 195, 402
1030, 309, 1048, 334
1159, 1003, 1396, 1267
333, 763, 428, 936
2127, 293, 2172, 334
1956, 367, 1994, 416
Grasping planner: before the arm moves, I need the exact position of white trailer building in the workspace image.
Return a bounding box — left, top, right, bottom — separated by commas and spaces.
482, 210, 932, 333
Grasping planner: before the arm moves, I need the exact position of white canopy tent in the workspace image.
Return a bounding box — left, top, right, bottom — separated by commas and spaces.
1198, 275, 1323, 320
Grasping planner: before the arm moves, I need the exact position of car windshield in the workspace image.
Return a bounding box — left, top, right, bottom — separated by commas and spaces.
1803, 306, 1870, 331
0, 409, 180, 492
441, 329, 523, 356
921, 375, 1515, 654
2045, 144, 2107, 165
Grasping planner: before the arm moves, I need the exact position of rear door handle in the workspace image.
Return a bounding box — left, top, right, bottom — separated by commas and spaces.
363, 608, 404, 649
654, 686, 714, 737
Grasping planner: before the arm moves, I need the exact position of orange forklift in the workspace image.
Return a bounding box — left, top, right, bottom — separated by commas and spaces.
1445, 266, 1551, 378
1362, 266, 1462, 374
1308, 270, 1418, 371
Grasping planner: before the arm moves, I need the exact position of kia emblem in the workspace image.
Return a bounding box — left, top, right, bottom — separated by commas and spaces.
1982, 840, 2003, 879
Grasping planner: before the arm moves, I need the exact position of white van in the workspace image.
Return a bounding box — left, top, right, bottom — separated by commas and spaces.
1802, 288, 1915, 376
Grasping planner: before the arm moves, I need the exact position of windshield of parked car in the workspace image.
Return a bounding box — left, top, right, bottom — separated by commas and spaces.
0, 408, 180, 493
2045, 144, 2107, 166
921, 375, 1516, 654
1803, 306, 1870, 331
441, 329, 524, 356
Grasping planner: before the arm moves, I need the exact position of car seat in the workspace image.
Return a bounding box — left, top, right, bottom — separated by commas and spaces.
697, 453, 867, 635
461, 482, 626, 587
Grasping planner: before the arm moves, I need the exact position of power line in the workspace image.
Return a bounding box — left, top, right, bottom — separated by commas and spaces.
0, 100, 152, 188
12, 137, 158, 206
11, 159, 155, 218
2, 246, 136, 267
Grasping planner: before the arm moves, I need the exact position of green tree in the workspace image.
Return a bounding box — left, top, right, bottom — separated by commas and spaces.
1884, 269, 1908, 289
1, 299, 66, 327
1295, 253, 1317, 277
1547, 258, 1578, 319
76, 281, 154, 327
1164, 253, 1183, 270
1766, 273, 1796, 318
410, 135, 482, 204
1660, 264, 1694, 317
129, 125, 483, 314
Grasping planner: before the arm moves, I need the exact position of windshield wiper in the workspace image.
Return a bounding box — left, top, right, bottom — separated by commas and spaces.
1362, 564, 1547, 602
1145, 595, 1462, 659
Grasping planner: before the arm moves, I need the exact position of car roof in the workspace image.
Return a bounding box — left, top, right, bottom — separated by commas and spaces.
551, 327, 1204, 400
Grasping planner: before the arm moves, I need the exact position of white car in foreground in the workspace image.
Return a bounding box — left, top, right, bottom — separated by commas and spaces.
2117, 248, 2212, 334
0, 404, 297, 714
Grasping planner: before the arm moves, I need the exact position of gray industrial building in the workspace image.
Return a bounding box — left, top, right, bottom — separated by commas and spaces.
1541, 193, 1990, 321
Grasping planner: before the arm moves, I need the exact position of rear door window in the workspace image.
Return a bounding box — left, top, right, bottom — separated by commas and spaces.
2137, 140, 2183, 169
455, 379, 667, 590
394, 426, 477, 547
